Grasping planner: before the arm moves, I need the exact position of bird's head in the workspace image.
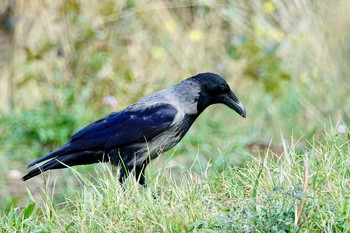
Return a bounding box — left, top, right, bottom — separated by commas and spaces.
190, 72, 246, 118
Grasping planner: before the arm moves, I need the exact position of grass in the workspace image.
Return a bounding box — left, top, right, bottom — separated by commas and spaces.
1, 0, 350, 232
2, 129, 350, 232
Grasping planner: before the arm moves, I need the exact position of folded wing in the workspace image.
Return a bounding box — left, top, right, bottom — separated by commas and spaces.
26, 103, 178, 168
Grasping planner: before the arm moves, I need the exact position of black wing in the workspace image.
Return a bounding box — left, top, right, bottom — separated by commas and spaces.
70, 103, 178, 149
27, 103, 178, 167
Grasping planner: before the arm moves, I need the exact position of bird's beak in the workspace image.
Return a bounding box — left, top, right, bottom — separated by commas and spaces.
220, 91, 246, 118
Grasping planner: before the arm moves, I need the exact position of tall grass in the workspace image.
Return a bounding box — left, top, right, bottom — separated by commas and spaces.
1, 0, 349, 111
2, 129, 350, 232
1, 0, 350, 231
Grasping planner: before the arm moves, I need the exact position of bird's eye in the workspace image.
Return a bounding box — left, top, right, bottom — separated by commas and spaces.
203, 81, 230, 95
217, 84, 230, 93
221, 84, 230, 92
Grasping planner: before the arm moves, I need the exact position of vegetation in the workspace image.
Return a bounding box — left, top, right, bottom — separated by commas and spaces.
0, 0, 349, 232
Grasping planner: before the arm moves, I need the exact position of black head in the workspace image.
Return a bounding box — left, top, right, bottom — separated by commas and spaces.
190, 72, 246, 117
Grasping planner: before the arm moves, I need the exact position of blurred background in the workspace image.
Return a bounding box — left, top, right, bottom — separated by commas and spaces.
0, 0, 349, 208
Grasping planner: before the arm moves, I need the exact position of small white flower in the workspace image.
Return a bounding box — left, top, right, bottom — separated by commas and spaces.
337, 124, 347, 134
103, 96, 118, 108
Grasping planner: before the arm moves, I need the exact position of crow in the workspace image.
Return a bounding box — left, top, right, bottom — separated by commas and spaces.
22, 72, 246, 186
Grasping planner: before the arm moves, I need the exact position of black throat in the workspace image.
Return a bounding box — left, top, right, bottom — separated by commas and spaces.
174, 113, 200, 140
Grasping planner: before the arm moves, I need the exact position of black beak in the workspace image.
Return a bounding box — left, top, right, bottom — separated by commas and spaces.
220, 91, 246, 118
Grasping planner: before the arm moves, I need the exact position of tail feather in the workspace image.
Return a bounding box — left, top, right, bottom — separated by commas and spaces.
26, 143, 74, 168
22, 159, 60, 181
22, 151, 109, 181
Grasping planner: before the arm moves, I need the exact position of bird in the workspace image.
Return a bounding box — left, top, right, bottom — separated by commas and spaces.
22, 72, 246, 186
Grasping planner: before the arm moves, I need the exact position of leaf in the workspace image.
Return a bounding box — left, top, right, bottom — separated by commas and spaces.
23, 203, 35, 220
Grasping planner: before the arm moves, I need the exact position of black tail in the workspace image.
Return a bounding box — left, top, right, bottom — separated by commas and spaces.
26, 143, 74, 168
22, 151, 109, 181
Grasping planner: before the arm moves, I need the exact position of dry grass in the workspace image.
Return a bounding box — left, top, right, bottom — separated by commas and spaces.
1, 0, 350, 231
1, 0, 349, 110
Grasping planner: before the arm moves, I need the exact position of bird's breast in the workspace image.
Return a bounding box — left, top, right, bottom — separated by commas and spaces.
149, 113, 197, 154
119, 113, 198, 167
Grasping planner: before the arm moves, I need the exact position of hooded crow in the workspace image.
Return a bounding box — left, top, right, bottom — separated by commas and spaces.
22, 72, 246, 186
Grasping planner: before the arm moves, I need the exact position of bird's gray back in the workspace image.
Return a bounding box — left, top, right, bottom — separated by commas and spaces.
119, 79, 201, 166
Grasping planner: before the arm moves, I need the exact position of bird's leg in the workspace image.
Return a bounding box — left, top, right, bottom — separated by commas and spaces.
118, 166, 130, 184
135, 160, 148, 187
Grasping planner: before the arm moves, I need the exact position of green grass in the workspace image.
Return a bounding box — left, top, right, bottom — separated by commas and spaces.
1, 0, 350, 232
1, 130, 350, 232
